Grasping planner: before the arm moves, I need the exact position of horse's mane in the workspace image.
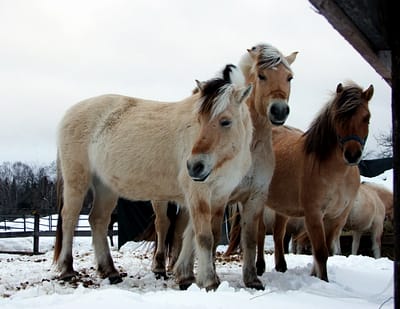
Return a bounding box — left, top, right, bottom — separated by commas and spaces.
239, 43, 292, 78
303, 82, 365, 162
196, 64, 244, 120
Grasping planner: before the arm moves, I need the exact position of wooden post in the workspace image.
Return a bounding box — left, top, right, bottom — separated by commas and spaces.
33, 212, 40, 254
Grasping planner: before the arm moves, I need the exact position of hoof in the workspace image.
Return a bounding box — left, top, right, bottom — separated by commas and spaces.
205, 281, 220, 292
245, 279, 265, 291
275, 261, 287, 273
109, 274, 123, 284
154, 271, 168, 280
177, 275, 195, 290
59, 270, 79, 281
256, 260, 266, 276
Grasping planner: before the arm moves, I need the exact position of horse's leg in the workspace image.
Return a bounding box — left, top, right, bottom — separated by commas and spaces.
240, 198, 264, 290
351, 231, 362, 255
371, 222, 383, 258
190, 199, 221, 291
324, 207, 351, 255
273, 213, 289, 272
151, 200, 170, 278
256, 216, 266, 276
89, 181, 121, 284
173, 221, 195, 290
304, 212, 329, 281
57, 185, 87, 280
56, 163, 90, 280
168, 206, 189, 271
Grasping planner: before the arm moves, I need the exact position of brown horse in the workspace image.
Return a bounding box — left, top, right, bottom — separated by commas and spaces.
254, 82, 374, 282
341, 181, 393, 258
172, 43, 297, 290
53, 64, 254, 291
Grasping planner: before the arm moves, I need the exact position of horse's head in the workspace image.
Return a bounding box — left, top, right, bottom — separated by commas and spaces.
333, 83, 374, 165
187, 66, 253, 182
239, 43, 297, 125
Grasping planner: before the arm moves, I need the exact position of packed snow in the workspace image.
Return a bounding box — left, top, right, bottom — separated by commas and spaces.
0, 170, 394, 308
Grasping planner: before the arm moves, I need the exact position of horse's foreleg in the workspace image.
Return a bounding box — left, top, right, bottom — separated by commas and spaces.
256, 215, 266, 276
89, 183, 120, 284
304, 212, 329, 281
240, 199, 264, 290
151, 200, 170, 278
273, 213, 289, 272
173, 221, 195, 289
190, 200, 220, 291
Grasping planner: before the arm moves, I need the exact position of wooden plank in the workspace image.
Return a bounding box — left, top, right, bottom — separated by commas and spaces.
309, 0, 391, 85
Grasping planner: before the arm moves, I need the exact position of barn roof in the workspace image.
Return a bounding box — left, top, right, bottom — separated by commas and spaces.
309, 0, 391, 85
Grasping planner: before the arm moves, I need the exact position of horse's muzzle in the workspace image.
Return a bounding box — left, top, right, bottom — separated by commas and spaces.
187, 155, 212, 182
269, 101, 289, 126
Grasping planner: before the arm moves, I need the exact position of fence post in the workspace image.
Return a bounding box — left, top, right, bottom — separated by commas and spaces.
33, 212, 40, 254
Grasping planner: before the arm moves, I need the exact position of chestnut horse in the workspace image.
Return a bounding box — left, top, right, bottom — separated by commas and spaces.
255, 82, 374, 281
341, 181, 393, 258
53, 64, 254, 290
172, 43, 297, 290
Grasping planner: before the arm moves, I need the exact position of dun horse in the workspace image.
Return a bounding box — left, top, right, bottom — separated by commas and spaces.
53, 64, 254, 291
340, 181, 393, 258
254, 82, 374, 281
171, 43, 297, 290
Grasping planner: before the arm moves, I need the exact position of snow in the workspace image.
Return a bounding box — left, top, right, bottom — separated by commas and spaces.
0, 170, 395, 308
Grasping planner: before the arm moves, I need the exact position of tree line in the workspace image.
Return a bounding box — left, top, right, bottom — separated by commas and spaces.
0, 161, 93, 217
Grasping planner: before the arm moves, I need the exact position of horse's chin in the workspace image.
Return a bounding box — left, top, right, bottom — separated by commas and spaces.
271, 120, 286, 126
191, 172, 211, 182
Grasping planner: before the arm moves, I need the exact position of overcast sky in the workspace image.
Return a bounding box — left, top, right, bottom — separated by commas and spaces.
0, 0, 392, 165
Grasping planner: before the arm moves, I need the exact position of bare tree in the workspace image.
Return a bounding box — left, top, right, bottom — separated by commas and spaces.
375, 129, 393, 158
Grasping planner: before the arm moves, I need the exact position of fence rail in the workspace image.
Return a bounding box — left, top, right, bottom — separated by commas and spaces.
0, 214, 117, 254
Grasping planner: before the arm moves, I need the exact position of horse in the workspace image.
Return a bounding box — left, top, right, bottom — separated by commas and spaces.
252, 82, 374, 281
172, 43, 298, 290
340, 181, 393, 258
53, 64, 254, 291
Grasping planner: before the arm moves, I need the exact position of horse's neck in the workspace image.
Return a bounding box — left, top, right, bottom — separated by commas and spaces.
248, 104, 273, 150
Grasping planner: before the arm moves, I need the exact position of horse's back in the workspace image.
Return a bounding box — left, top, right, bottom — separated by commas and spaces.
57, 94, 196, 202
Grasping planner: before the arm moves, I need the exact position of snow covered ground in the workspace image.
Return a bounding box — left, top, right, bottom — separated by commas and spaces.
0, 170, 394, 308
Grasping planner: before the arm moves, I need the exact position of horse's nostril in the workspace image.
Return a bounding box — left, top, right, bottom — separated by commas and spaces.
192, 162, 205, 175
344, 149, 362, 164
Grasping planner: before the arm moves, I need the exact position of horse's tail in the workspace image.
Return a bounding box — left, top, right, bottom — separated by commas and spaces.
224, 204, 242, 256
53, 153, 64, 263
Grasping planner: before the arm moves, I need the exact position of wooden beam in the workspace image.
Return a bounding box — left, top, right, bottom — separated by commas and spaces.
309, 0, 392, 86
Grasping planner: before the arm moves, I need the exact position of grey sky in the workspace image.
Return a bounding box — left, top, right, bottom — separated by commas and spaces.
0, 0, 392, 165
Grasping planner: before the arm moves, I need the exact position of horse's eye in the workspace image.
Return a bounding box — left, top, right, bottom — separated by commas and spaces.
220, 118, 232, 128
258, 74, 266, 81
287, 75, 293, 82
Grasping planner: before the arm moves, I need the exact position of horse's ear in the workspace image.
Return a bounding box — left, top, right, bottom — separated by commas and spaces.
247, 47, 258, 60
195, 80, 204, 92
363, 84, 374, 101
285, 51, 298, 65
236, 84, 253, 104
336, 83, 344, 94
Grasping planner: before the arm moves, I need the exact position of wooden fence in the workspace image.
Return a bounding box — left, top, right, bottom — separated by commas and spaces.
0, 214, 117, 254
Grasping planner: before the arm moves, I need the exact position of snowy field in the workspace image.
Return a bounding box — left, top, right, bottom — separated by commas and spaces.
0, 170, 394, 308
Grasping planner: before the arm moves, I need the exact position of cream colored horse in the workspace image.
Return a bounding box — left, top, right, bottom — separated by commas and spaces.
342, 181, 393, 258
172, 43, 297, 290
53, 64, 254, 290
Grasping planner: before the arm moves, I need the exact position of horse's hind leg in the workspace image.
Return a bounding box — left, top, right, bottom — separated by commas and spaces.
273, 213, 289, 272
256, 216, 266, 276
58, 185, 88, 280
151, 200, 170, 278
168, 206, 189, 271
90, 181, 121, 284
371, 222, 383, 258
351, 231, 362, 255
